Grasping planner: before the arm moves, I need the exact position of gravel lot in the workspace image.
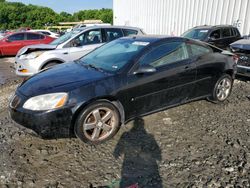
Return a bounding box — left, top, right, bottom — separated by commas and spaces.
0, 57, 250, 187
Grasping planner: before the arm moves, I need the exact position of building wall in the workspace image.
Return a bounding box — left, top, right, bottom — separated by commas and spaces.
113, 0, 250, 36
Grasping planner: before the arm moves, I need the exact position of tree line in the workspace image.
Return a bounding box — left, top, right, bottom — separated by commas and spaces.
0, 0, 113, 30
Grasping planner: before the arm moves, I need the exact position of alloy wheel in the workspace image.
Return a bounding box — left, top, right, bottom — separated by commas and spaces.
83, 107, 117, 141
216, 77, 232, 101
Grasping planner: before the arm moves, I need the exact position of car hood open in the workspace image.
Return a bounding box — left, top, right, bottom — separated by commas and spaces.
17, 44, 57, 56
18, 62, 111, 97
230, 39, 250, 51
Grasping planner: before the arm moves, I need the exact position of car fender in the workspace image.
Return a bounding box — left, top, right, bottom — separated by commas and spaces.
38, 52, 67, 70
40, 58, 66, 69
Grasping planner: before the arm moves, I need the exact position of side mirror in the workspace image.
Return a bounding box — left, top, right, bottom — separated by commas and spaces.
133, 64, 156, 75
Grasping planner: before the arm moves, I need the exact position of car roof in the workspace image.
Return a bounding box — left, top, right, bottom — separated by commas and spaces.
6, 31, 46, 37
77, 25, 143, 31
193, 25, 237, 30
122, 35, 184, 43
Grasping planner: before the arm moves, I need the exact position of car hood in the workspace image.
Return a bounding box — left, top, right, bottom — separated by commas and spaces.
230, 39, 250, 51
17, 44, 57, 56
18, 62, 112, 97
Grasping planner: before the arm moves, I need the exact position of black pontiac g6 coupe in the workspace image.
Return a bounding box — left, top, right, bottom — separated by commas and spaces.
10, 36, 237, 144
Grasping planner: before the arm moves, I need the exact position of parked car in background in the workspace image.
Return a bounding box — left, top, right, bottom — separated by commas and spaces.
10, 36, 237, 144
30, 30, 60, 38
0, 32, 55, 56
230, 39, 250, 77
0, 30, 6, 40
182, 25, 242, 49
15, 26, 144, 76
71, 23, 112, 31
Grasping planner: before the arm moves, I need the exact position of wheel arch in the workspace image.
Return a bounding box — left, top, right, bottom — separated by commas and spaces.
40, 58, 65, 70
69, 97, 125, 135
223, 69, 235, 79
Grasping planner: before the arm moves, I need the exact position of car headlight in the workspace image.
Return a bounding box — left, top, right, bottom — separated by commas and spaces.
23, 93, 68, 111
20, 51, 44, 60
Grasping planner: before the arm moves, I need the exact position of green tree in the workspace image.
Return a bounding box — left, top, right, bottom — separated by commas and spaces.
0, 1, 113, 30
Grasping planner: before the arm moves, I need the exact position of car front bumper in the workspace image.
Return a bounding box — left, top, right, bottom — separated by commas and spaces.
15, 57, 40, 77
237, 65, 250, 77
9, 96, 74, 138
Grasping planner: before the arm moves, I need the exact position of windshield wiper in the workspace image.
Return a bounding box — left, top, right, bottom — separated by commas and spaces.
83, 64, 104, 72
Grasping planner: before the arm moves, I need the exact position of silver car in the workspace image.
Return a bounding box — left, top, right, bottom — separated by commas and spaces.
15, 26, 144, 76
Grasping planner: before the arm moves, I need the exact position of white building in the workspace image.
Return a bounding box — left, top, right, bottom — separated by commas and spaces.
113, 0, 250, 36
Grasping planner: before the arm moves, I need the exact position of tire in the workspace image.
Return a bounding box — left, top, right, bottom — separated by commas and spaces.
209, 74, 233, 103
74, 101, 121, 145
42, 62, 59, 70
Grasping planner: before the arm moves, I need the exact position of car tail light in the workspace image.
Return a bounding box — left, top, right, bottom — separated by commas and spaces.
232, 54, 239, 64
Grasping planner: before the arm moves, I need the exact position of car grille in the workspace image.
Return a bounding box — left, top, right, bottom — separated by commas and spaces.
237, 54, 250, 67
10, 95, 21, 109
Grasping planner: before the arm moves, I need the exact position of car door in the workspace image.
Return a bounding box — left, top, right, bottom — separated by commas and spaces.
1, 33, 25, 55
186, 41, 220, 98
104, 28, 123, 42
221, 28, 234, 48
208, 29, 225, 49
25, 33, 44, 46
125, 40, 196, 117
68, 29, 104, 60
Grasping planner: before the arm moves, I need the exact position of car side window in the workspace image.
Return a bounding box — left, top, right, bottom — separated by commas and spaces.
71, 29, 102, 47
210, 29, 221, 40
27, 33, 44, 40
234, 28, 240, 37
139, 41, 189, 68
188, 43, 212, 57
8, 33, 25, 41
123, 29, 138, 36
105, 28, 123, 42
222, 28, 231, 38
231, 28, 236, 36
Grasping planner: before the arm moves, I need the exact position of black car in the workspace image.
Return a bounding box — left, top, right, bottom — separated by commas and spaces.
9, 36, 237, 144
230, 39, 250, 77
182, 25, 242, 49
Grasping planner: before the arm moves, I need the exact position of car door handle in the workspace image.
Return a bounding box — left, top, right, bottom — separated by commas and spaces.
185, 66, 190, 70
63, 52, 68, 55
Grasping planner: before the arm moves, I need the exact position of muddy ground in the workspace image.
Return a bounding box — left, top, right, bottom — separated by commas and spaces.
0, 57, 250, 188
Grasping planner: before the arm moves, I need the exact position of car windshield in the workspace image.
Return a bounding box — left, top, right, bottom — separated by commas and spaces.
182, 28, 209, 40
50, 30, 81, 45
79, 38, 149, 73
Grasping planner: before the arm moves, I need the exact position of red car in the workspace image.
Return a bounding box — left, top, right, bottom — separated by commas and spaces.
0, 32, 55, 56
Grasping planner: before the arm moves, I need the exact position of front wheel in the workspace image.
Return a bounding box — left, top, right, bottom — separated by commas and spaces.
42, 62, 59, 70
74, 101, 121, 144
210, 74, 233, 102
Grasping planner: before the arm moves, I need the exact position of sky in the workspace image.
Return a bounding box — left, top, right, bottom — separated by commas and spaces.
7, 0, 113, 13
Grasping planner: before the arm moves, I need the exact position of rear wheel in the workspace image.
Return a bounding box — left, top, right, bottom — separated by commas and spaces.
74, 101, 121, 144
209, 74, 233, 102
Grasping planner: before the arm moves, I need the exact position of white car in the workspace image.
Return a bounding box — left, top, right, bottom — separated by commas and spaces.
15, 26, 144, 77
30, 30, 60, 38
